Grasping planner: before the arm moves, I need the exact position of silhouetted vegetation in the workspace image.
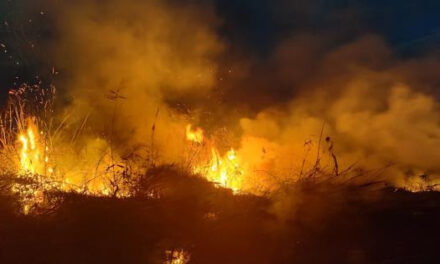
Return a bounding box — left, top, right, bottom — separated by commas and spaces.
0, 166, 440, 263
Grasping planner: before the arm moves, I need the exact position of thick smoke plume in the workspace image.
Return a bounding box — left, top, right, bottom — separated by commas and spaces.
14, 0, 440, 193
237, 35, 440, 191
52, 0, 222, 163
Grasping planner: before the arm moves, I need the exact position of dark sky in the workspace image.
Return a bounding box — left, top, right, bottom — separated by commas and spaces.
215, 0, 440, 54
0, 0, 439, 95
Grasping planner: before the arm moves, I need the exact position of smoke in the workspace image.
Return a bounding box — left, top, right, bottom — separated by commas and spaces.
237, 35, 440, 191
9, 0, 440, 192
49, 0, 223, 163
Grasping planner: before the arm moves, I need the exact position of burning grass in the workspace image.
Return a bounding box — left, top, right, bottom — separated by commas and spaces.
2, 1, 440, 262
0, 82, 437, 216
0, 82, 440, 262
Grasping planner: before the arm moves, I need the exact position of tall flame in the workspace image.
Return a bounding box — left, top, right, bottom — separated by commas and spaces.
13, 118, 56, 214
18, 118, 52, 175
205, 147, 243, 193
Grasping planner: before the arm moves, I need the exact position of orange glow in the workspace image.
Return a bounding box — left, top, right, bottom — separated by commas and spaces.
185, 124, 204, 144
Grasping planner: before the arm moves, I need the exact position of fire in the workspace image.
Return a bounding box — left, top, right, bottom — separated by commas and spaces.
164, 249, 190, 264
12, 117, 134, 214
17, 118, 52, 175
204, 147, 243, 192
185, 124, 204, 143
186, 124, 244, 193
12, 118, 57, 214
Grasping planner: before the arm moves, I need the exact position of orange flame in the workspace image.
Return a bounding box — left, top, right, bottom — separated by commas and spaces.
164, 249, 190, 264
186, 124, 244, 193
18, 118, 52, 175
185, 124, 204, 144
204, 147, 243, 193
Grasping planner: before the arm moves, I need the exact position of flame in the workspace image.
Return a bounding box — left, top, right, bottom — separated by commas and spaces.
18, 118, 52, 175
205, 147, 243, 193
4, 85, 145, 214
164, 249, 190, 264
15, 118, 132, 206
12, 118, 56, 214
185, 124, 204, 144
186, 124, 244, 193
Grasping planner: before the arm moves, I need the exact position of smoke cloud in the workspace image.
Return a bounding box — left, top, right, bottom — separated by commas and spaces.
9, 0, 440, 192
50, 0, 223, 163
237, 35, 440, 191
